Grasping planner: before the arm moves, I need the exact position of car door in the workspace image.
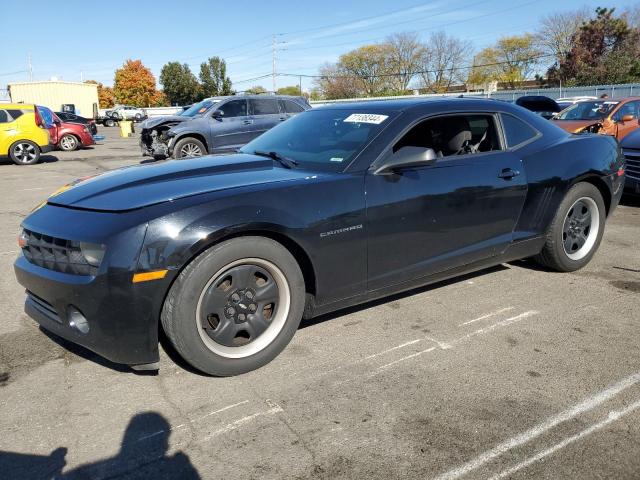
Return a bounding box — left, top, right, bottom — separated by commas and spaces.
365, 113, 528, 291
209, 99, 252, 152
0, 109, 11, 154
248, 98, 281, 139
610, 101, 640, 140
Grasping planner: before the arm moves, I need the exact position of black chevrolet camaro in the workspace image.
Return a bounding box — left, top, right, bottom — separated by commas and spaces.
14, 98, 625, 376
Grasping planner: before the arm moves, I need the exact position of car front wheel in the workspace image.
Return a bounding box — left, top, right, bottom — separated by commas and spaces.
173, 137, 206, 158
59, 134, 79, 151
535, 182, 606, 272
161, 237, 305, 376
9, 140, 41, 165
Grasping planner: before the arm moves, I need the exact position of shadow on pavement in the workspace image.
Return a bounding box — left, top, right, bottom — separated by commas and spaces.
0, 412, 201, 480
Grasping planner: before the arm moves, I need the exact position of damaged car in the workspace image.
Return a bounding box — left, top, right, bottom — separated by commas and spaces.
552, 97, 640, 140
140, 95, 310, 159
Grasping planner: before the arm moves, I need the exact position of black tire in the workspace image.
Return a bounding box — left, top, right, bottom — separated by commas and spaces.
161, 236, 305, 376
59, 134, 79, 151
535, 182, 606, 272
134, 113, 143, 121
173, 137, 206, 158
104, 118, 115, 127
9, 140, 41, 165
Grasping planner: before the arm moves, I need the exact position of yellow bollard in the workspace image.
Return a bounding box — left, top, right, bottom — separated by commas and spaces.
119, 120, 133, 137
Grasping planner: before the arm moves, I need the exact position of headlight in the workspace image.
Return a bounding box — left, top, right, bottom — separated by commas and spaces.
79, 242, 106, 266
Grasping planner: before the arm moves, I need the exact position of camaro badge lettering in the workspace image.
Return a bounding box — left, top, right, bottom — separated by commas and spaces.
320, 224, 363, 238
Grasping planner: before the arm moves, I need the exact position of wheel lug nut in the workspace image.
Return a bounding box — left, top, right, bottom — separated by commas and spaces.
231, 293, 240, 302
238, 313, 246, 322
226, 307, 235, 316
246, 291, 254, 300
249, 304, 257, 312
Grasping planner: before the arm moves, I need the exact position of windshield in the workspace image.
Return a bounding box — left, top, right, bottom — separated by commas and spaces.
239, 109, 393, 172
556, 101, 619, 120
180, 99, 220, 117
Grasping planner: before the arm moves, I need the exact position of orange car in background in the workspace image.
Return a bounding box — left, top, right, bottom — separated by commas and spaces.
552, 97, 640, 140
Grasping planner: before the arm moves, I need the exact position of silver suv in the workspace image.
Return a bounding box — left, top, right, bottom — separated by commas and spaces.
139, 95, 310, 159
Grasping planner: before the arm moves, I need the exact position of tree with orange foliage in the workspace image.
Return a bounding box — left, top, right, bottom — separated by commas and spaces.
84, 80, 115, 108
113, 59, 167, 107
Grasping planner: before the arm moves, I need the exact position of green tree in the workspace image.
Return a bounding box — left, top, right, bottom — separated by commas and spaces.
160, 62, 201, 105
245, 85, 267, 94
468, 34, 541, 89
277, 85, 302, 96
113, 59, 166, 107
199, 57, 232, 97
339, 44, 394, 96
552, 7, 640, 85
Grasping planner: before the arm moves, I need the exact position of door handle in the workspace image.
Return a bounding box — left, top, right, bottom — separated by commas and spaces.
498, 168, 520, 180
279, 117, 286, 121
243, 120, 253, 125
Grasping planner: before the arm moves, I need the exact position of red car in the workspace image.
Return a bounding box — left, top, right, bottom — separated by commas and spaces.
38, 106, 95, 151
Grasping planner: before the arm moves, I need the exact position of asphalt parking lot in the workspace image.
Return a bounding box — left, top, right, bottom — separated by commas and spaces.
1, 126, 639, 479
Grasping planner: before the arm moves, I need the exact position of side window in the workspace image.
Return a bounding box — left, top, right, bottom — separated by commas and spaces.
218, 100, 247, 118
500, 114, 539, 148
393, 114, 501, 157
250, 98, 279, 115
7, 109, 23, 121
0, 110, 8, 123
613, 101, 640, 121
283, 100, 304, 113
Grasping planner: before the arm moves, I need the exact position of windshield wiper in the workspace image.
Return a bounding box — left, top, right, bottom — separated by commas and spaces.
253, 150, 299, 169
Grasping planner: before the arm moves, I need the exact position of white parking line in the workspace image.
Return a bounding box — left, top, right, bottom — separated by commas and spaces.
449, 311, 538, 347
16, 187, 49, 192
373, 347, 437, 373
459, 307, 515, 326
434, 371, 640, 480
489, 398, 640, 479
135, 400, 249, 442
203, 400, 283, 441
362, 339, 423, 360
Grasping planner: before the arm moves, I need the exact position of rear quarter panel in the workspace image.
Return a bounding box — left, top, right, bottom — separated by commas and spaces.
514, 133, 622, 240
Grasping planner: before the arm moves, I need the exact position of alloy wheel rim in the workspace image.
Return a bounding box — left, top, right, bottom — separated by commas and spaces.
14, 143, 36, 162
60, 136, 76, 150
195, 258, 290, 358
180, 143, 202, 157
562, 196, 599, 260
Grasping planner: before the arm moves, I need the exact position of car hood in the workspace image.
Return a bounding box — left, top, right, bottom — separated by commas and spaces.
552, 119, 602, 132
139, 115, 189, 129
621, 127, 640, 148
47, 154, 317, 212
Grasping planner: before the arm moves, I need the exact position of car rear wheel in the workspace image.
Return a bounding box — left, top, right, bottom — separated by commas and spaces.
535, 182, 606, 272
161, 237, 305, 376
59, 134, 79, 151
9, 140, 41, 165
104, 118, 115, 127
174, 137, 206, 159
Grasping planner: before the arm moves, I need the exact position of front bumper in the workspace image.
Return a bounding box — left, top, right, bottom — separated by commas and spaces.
14, 255, 162, 366
625, 175, 640, 195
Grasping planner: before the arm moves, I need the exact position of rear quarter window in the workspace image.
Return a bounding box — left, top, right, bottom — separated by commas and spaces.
0, 110, 8, 123
501, 114, 539, 148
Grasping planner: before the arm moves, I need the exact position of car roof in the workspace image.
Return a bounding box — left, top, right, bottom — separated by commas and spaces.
313, 97, 513, 113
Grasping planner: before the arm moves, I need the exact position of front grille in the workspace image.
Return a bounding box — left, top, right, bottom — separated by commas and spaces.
624, 148, 640, 180
21, 229, 97, 276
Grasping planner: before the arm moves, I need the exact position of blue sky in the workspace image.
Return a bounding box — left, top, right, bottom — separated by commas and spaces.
1, 0, 638, 92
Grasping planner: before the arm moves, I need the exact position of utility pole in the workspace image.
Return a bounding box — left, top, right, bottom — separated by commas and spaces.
272, 34, 277, 93
28, 53, 33, 81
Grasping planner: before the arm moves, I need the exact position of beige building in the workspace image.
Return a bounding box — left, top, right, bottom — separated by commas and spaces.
8, 81, 99, 118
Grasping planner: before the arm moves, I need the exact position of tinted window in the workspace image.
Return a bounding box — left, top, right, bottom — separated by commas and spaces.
0, 110, 8, 123
182, 99, 220, 117
7, 109, 23, 121
219, 100, 247, 118
239, 109, 391, 172
394, 114, 501, 157
250, 98, 279, 115
282, 100, 304, 113
501, 114, 539, 148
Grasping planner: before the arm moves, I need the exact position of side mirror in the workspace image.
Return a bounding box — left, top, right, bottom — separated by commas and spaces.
212, 109, 223, 119
374, 146, 438, 175
621, 114, 635, 123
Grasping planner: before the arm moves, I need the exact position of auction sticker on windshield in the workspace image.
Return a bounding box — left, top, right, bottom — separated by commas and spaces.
344, 113, 388, 124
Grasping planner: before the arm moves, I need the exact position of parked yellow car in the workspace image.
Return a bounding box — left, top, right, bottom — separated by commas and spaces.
0, 104, 52, 165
